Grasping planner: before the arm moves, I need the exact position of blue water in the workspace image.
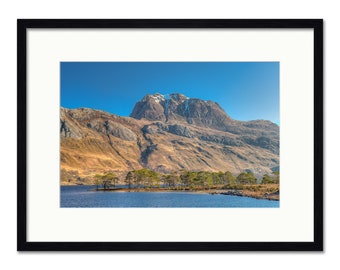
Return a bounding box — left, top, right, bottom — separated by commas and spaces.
60, 185, 279, 208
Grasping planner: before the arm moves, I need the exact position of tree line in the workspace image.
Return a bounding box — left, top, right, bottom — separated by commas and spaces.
94, 169, 279, 190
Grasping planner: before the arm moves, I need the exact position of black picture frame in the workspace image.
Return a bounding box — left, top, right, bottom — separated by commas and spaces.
17, 19, 323, 251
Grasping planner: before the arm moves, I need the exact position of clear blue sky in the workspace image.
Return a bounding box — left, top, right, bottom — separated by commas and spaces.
61, 62, 279, 124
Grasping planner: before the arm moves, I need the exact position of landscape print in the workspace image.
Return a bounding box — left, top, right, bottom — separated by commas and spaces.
60, 62, 280, 207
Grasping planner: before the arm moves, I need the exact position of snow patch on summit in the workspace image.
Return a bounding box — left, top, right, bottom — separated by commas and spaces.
151, 93, 165, 103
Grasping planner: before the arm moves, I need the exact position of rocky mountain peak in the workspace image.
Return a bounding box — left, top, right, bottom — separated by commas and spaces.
141, 93, 188, 103
130, 93, 233, 130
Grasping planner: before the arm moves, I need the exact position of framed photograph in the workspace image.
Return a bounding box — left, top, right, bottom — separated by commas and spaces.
17, 19, 323, 251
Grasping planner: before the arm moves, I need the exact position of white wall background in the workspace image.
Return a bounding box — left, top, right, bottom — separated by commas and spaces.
0, 0, 337, 269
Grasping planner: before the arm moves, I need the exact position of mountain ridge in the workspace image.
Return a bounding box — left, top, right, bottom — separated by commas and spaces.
60, 93, 279, 184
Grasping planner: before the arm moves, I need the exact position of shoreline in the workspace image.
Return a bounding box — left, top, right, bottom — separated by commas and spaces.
80, 186, 280, 201
210, 189, 279, 201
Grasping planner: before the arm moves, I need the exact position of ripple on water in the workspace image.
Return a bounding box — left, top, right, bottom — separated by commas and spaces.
60, 185, 279, 208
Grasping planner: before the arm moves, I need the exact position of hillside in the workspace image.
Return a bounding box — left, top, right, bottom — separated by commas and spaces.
60, 93, 279, 185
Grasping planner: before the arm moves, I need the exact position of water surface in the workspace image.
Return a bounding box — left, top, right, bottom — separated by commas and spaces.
60, 185, 279, 208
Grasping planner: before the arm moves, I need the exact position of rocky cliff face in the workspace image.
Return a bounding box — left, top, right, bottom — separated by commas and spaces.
130, 93, 234, 130
60, 93, 279, 184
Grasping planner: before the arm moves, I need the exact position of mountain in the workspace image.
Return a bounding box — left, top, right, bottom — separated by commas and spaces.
130, 93, 234, 129
60, 93, 279, 185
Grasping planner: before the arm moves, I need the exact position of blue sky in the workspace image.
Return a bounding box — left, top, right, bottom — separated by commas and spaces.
61, 62, 279, 124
